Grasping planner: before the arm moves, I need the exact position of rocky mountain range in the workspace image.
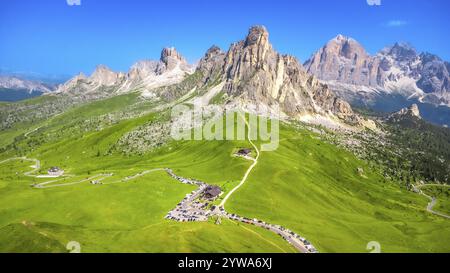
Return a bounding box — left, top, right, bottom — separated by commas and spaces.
0, 75, 55, 93
0, 75, 57, 102
304, 35, 450, 126
5, 26, 449, 127
54, 26, 360, 126
55, 47, 194, 97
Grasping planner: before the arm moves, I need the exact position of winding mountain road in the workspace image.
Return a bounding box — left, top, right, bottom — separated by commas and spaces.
413, 184, 450, 219
0, 157, 41, 176
219, 113, 260, 208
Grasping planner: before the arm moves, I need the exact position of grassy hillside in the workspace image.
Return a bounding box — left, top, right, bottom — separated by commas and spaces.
0, 94, 449, 253
0, 88, 43, 102
0, 101, 296, 252
421, 186, 450, 215
227, 123, 450, 253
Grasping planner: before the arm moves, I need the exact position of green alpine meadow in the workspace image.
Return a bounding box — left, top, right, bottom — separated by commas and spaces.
1, 0, 449, 255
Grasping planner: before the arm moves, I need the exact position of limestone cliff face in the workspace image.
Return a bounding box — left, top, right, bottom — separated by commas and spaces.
197, 45, 226, 84
128, 60, 160, 82
416, 53, 450, 100
305, 37, 450, 107
304, 35, 383, 87
160, 47, 188, 71
89, 65, 125, 87
197, 26, 357, 122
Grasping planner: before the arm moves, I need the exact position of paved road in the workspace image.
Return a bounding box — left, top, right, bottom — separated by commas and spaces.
35, 169, 167, 188
413, 184, 450, 219
0, 157, 41, 176
34, 173, 113, 188
245, 219, 311, 253
24, 112, 64, 137
427, 197, 437, 211
222, 212, 315, 253
426, 197, 450, 219
102, 168, 165, 185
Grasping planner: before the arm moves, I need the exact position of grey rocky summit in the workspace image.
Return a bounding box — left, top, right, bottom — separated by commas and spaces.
198, 26, 358, 123
197, 45, 226, 83
305, 36, 450, 106
52, 26, 361, 125
304, 34, 382, 87
89, 65, 126, 87
389, 103, 422, 121
160, 47, 188, 71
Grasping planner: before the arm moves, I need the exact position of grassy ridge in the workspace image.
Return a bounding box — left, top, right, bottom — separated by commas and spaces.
227, 123, 450, 253
0, 94, 449, 252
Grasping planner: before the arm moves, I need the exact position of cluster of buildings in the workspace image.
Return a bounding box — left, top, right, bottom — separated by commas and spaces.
163, 167, 318, 253
164, 168, 222, 222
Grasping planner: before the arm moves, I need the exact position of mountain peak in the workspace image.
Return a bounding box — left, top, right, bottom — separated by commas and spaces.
420, 52, 442, 62
0, 75, 55, 93
329, 34, 360, 46
384, 42, 418, 61
160, 47, 187, 71
333, 34, 352, 42
409, 104, 421, 117
88, 65, 123, 87
76, 72, 87, 80
196, 25, 358, 123
160, 47, 184, 62
323, 35, 367, 58
390, 104, 422, 121
392, 42, 415, 50
304, 35, 373, 86
92, 64, 113, 74
245, 25, 269, 47
205, 45, 222, 56
91, 64, 115, 76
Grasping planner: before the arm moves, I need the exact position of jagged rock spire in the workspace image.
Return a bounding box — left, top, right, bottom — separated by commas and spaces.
196, 25, 358, 123
160, 47, 187, 70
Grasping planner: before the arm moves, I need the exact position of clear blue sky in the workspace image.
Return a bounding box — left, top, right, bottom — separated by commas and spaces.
1, 0, 449, 78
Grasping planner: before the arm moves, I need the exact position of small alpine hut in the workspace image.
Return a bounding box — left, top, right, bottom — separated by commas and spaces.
236, 148, 251, 156
47, 167, 64, 176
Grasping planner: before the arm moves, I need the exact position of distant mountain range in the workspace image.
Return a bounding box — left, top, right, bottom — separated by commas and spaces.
55, 47, 195, 98
304, 35, 450, 126
0, 75, 57, 102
